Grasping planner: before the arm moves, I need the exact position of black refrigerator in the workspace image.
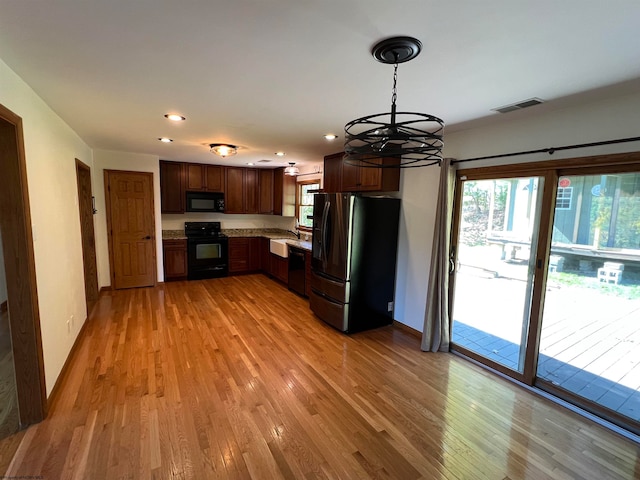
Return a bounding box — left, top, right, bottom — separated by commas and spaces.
310, 193, 401, 333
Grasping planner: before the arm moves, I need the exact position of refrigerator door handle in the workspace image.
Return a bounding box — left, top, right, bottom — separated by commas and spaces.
321, 199, 330, 262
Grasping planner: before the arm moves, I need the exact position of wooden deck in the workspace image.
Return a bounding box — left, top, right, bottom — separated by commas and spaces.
452, 268, 640, 424
2, 274, 639, 479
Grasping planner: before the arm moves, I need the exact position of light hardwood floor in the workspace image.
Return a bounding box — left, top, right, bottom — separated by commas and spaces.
2, 274, 639, 479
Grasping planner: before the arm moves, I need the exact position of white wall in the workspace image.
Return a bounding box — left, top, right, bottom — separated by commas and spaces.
162, 213, 295, 232
93, 150, 162, 286
0, 234, 7, 305
393, 91, 640, 332
0, 58, 94, 396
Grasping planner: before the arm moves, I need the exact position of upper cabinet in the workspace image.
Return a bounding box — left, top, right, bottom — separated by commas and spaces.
224, 167, 245, 214
258, 169, 274, 214
225, 167, 259, 214
186, 164, 224, 192
160, 160, 185, 213
323, 152, 400, 193
273, 167, 296, 217
160, 160, 295, 216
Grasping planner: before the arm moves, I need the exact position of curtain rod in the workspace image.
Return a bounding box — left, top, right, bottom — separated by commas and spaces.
451, 136, 640, 165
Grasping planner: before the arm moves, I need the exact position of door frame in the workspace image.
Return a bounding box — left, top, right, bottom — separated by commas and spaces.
75, 159, 99, 315
104, 169, 157, 289
450, 150, 640, 433
0, 103, 47, 425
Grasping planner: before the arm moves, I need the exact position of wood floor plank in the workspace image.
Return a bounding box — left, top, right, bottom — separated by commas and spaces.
0, 274, 638, 479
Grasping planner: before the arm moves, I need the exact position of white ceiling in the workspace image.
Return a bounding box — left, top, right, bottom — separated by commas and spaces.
1, 1, 640, 168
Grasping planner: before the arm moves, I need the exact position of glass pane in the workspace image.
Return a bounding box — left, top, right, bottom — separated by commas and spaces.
196, 243, 221, 260
301, 183, 319, 206
537, 172, 640, 423
299, 206, 313, 228
452, 177, 543, 372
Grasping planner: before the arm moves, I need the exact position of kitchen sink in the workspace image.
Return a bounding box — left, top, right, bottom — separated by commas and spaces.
269, 239, 289, 258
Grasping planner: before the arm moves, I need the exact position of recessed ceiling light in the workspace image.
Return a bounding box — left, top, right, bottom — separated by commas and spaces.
324, 134, 338, 140
247, 162, 255, 166
158, 137, 173, 143
275, 151, 286, 157
164, 114, 186, 121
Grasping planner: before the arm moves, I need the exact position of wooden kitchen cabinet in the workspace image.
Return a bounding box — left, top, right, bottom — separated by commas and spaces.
163, 239, 188, 280
186, 164, 224, 192
323, 152, 343, 193
273, 167, 296, 216
225, 167, 245, 214
270, 253, 288, 284
228, 237, 261, 274
160, 160, 185, 213
249, 238, 261, 271
305, 250, 312, 297
225, 167, 260, 214
258, 169, 274, 214
259, 237, 270, 271
160, 161, 294, 216
245, 169, 259, 214
228, 237, 249, 273
323, 152, 400, 193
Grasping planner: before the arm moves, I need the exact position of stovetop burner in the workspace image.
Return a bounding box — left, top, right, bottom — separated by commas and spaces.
184, 221, 227, 238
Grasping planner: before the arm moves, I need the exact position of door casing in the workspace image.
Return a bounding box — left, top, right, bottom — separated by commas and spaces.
0, 103, 47, 425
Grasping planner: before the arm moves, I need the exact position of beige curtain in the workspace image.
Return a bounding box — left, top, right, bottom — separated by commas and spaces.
421, 158, 456, 352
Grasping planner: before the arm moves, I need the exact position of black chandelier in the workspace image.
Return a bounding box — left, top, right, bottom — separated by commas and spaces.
344, 36, 444, 168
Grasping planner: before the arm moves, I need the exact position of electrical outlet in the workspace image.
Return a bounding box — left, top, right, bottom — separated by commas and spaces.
387, 301, 394, 312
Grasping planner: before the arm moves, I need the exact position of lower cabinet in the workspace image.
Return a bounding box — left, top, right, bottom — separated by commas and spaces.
163, 239, 188, 281
270, 254, 288, 284
229, 237, 261, 274
229, 236, 304, 286
305, 251, 312, 297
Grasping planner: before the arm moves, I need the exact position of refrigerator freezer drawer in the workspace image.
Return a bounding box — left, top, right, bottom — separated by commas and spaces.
310, 271, 349, 303
309, 290, 349, 332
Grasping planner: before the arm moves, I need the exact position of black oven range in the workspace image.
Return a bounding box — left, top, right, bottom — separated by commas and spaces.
185, 222, 228, 280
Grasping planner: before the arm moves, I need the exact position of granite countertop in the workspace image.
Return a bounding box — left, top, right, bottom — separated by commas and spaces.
161, 228, 312, 251
285, 239, 312, 251
162, 230, 187, 240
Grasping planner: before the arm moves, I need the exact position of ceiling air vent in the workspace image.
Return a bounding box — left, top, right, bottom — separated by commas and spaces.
492, 97, 544, 114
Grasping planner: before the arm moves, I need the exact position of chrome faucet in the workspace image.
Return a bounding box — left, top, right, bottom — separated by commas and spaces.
287, 229, 301, 239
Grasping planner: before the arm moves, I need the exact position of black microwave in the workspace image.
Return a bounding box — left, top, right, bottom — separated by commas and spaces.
186, 191, 225, 212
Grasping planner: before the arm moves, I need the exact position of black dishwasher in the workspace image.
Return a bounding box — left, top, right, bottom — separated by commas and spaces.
288, 246, 306, 296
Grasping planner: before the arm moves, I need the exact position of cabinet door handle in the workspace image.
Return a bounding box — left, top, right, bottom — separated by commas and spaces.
143, 235, 152, 240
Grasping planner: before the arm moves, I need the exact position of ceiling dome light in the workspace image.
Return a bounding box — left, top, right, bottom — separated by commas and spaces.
284, 162, 299, 176
209, 143, 238, 158
324, 134, 338, 140
158, 137, 173, 143
344, 36, 444, 168
164, 114, 186, 121
275, 151, 286, 157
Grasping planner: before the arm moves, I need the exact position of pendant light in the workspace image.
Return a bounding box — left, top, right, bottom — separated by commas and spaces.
344, 36, 444, 168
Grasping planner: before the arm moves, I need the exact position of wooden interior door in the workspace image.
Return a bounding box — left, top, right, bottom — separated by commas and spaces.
105, 170, 156, 289
75, 160, 98, 313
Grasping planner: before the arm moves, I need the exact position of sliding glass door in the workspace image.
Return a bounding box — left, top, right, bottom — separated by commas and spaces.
450, 160, 640, 434
537, 171, 640, 425
451, 176, 543, 376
